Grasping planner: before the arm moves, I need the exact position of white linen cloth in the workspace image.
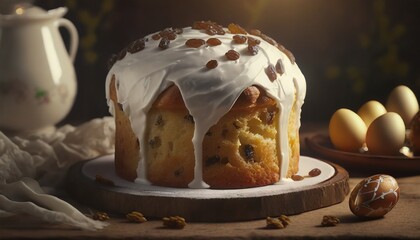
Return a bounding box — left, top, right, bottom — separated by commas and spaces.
0, 117, 115, 230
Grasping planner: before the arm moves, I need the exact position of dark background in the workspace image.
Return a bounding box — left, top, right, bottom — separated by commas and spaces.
34, 0, 420, 124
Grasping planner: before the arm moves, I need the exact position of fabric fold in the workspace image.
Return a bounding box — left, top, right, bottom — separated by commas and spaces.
0, 117, 115, 230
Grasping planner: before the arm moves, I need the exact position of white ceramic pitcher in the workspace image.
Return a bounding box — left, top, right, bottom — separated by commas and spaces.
0, 3, 78, 133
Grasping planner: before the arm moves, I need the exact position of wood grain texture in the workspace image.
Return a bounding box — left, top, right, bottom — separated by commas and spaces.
65, 159, 349, 222
3, 176, 420, 239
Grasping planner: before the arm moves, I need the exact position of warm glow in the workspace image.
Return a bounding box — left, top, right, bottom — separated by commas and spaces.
15, 7, 24, 15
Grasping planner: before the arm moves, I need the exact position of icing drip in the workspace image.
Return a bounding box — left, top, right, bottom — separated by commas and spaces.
105, 27, 306, 188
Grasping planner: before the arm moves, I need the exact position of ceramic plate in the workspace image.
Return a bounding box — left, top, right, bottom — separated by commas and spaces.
82, 155, 335, 198
305, 134, 420, 174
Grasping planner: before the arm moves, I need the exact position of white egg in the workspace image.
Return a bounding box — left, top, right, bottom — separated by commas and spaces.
366, 112, 405, 155
386, 85, 419, 126
329, 108, 367, 152
357, 100, 387, 128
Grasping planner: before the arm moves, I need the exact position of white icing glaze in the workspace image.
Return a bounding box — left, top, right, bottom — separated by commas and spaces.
105, 27, 306, 188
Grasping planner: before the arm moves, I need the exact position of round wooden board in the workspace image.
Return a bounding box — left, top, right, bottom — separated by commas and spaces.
66, 156, 349, 222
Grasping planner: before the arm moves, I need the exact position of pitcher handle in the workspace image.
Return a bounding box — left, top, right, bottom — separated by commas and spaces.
57, 18, 79, 62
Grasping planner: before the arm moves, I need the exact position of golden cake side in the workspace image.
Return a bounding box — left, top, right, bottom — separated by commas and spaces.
110, 82, 300, 188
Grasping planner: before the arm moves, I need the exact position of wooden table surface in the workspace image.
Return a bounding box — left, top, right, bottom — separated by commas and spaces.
1, 123, 420, 239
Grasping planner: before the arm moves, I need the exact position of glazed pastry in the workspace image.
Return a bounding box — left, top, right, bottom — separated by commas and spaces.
106, 21, 306, 189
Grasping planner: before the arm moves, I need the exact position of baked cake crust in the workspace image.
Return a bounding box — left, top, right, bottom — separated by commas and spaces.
110, 77, 300, 188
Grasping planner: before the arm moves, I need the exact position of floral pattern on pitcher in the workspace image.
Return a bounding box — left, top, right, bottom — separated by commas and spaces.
0, 78, 29, 104
0, 79, 69, 106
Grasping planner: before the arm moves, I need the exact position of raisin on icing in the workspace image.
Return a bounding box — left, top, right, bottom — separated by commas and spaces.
192, 21, 225, 35
152, 33, 161, 40
249, 29, 262, 36
192, 20, 216, 30
247, 44, 259, 55
206, 38, 222, 46
206, 27, 218, 36
228, 23, 248, 34
247, 36, 261, 56
166, 32, 177, 40
206, 60, 218, 69
248, 37, 261, 46
225, 50, 240, 61
275, 59, 285, 75
158, 28, 178, 40
159, 37, 170, 49
185, 38, 206, 48
265, 64, 277, 81
260, 33, 278, 47
156, 28, 179, 41
233, 35, 247, 44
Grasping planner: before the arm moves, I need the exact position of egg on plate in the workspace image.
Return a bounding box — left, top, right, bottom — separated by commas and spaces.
329, 108, 367, 152
357, 100, 387, 128
386, 85, 419, 127
366, 112, 405, 155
